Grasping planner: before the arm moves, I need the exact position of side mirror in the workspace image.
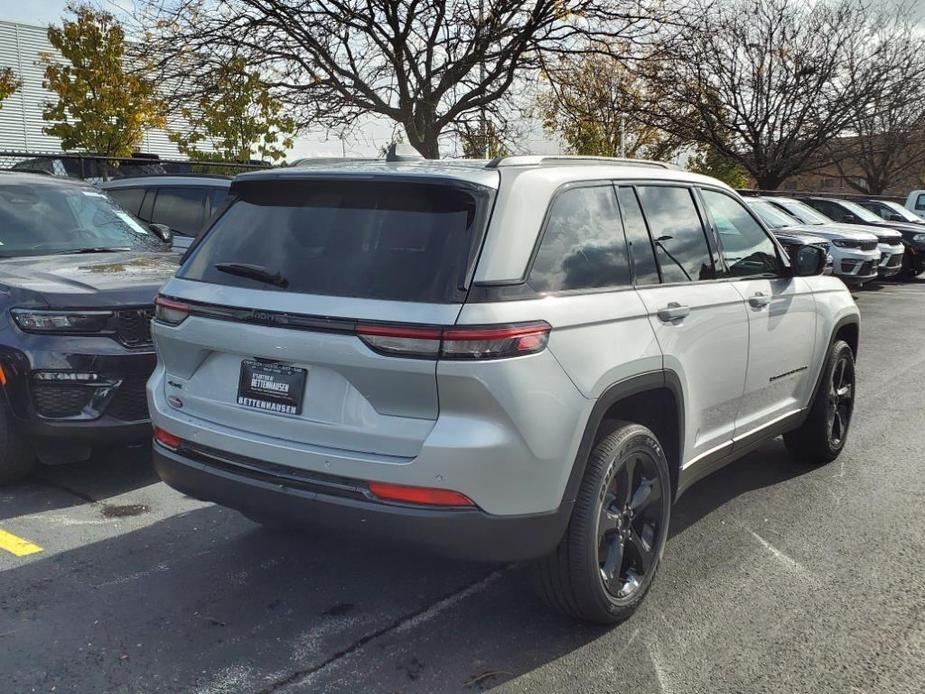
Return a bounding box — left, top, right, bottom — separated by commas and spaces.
149, 223, 173, 246
888, 213, 904, 222
788, 244, 827, 277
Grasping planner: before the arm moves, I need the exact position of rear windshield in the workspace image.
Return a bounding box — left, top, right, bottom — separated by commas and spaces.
180, 179, 489, 303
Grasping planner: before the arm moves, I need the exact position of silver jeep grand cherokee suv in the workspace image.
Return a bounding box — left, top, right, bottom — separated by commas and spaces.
149, 156, 860, 623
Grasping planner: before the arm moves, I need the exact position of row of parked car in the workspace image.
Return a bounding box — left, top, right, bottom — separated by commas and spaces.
742, 193, 925, 286
0, 155, 904, 623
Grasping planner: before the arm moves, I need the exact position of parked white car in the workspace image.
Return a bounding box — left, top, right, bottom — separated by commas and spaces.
747, 196, 880, 286
904, 190, 925, 220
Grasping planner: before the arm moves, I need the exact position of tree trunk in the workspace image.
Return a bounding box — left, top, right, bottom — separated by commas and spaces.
405, 125, 440, 159
754, 172, 785, 191
864, 173, 886, 196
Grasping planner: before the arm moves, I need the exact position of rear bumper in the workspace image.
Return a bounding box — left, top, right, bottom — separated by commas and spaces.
153, 443, 567, 562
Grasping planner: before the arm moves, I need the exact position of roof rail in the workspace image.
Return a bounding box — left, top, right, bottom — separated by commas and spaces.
485, 155, 678, 170
107, 172, 233, 181
2, 167, 53, 176
288, 157, 379, 167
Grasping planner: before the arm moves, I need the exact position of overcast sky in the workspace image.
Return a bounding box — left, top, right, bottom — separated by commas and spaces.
3, 0, 923, 158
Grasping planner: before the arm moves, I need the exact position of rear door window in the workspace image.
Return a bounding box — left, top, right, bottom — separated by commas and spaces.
916, 194, 925, 211
810, 200, 843, 221
864, 202, 889, 219
180, 179, 489, 303
151, 187, 207, 236
636, 186, 716, 283
529, 185, 630, 292
617, 186, 660, 285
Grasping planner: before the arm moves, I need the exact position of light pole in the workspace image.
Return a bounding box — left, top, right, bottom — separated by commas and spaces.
620, 114, 626, 158
479, 0, 488, 158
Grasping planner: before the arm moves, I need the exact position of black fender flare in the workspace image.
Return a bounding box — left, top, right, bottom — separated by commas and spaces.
555, 370, 685, 515
799, 314, 860, 426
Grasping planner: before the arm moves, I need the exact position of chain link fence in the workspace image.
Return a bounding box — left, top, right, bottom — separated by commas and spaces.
0, 151, 271, 182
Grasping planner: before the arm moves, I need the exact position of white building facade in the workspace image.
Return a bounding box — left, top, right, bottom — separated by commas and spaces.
0, 20, 192, 157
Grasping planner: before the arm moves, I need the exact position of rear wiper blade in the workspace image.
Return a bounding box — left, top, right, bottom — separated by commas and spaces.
214, 262, 289, 288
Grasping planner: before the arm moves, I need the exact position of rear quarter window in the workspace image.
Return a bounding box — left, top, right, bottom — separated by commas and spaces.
180, 179, 489, 303
107, 187, 145, 215
529, 185, 630, 292
151, 188, 207, 236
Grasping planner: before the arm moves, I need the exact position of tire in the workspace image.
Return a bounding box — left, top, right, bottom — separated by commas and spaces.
784, 340, 855, 465
899, 255, 922, 282
0, 402, 35, 485
533, 421, 672, 624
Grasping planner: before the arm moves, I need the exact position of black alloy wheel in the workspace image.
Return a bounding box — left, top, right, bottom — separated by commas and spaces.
597, 450, 664, 600
784, 339, 856, 465
534, 421, 671, 624
826, 353, 854, 448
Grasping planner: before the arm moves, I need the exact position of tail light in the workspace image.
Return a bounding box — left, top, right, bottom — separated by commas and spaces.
354, 324, 442, 358
368, 481, 474, 507
153, 426, 181, 450
154, 296, 190, 326
357, 321, 551, 360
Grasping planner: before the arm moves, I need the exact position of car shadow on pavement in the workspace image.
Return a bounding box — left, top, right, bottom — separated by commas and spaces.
669, 438, 814, 539
0, 444, 159, 521
0, 438, 819, 693
0, 503, 513, 693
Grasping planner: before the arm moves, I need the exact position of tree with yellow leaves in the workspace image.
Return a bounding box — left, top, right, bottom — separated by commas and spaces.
169, 56, 295, 163
0, 68, 20, 110
41, 3, 165, 156
536, 52, 683, 161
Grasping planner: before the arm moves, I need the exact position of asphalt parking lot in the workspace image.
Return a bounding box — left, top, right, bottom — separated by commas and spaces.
1, 281, 924, 694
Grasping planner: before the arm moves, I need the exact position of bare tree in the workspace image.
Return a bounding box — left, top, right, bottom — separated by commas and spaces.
641, 0, 891, 189
136, 0, 667, 158
826, 18, 925, 194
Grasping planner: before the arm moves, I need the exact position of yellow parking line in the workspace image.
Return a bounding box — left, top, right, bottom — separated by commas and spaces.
0, 528, 43, 557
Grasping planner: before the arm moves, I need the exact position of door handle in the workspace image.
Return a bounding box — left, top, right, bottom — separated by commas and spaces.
657, 302, 691, 322
748, 292, 771, 308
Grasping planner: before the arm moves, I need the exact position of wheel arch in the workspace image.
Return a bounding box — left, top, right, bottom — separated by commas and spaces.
798, 314, 860, 430
559, 371, 685, 511
833, 317, 859, 357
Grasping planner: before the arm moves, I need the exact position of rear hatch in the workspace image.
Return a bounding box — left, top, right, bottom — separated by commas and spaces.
153, 174, 494, 459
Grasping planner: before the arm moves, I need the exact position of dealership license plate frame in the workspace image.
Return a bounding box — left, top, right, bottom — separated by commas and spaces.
236, 359, 307, 416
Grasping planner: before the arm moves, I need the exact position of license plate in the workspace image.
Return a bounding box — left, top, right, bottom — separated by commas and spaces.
236, 359, 307, 415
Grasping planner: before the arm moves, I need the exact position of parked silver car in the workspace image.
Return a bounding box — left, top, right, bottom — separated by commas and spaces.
148, 156, 859, 623
101, 175, 231, 252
